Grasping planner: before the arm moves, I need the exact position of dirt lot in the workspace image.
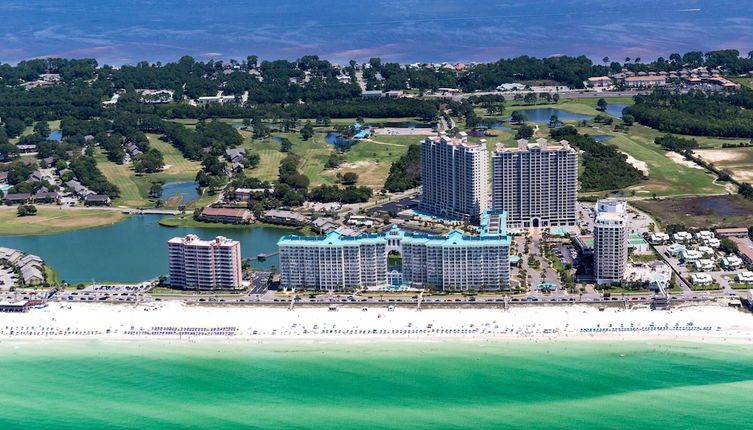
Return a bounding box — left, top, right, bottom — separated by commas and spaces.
632, 195, 753, 229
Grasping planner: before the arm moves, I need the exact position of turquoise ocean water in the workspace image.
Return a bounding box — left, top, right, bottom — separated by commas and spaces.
1, 340, 752, 429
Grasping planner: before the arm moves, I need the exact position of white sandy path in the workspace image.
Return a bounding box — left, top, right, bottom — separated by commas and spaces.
2, 302, 753, 343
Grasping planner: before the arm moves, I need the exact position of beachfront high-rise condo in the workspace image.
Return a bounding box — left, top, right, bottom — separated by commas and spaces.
277, 211, 511, 291
167, 235, 243, 289
491, 138, 577, 228
420, 132, 488, 223
593, 199, 628, 284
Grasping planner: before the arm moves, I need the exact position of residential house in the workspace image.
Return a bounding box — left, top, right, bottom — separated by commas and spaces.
84, 194, 111, 206
693, 259, 715, 272
5, 193, 31, 204
311, 217, 339, 234
737, 271, 753, 283
262, 209, 307, 226
722, 256, 743, 270
690, 273, 713, 285
716, 228, 749, 238
586, 76, 612, 88
0, 171, 8, 184
672, 231, 692, 243
666, 243, 686, 257
224, 148, 246, 163
361, 90, 384, 99
17, 144, 37, 154
650, 232, 670, 244
199, 207, 254, 224
681, 249, 703, 262
66, 180, 94, 198
695, 231, 715, 241
623, 76, 666, 87
34, 188, 60, 203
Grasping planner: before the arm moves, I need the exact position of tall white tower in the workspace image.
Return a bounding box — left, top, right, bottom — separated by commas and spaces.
593, 199, 628, 284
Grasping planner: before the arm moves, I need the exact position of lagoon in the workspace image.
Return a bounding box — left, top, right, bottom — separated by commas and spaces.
513, 108, 591, 123
0, 215, 291, 283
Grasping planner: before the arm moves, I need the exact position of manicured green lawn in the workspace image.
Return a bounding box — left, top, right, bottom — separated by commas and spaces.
0, 208, 129, 235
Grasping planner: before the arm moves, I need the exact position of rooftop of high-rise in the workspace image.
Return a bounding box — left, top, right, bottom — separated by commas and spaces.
495, 138, 573, 153
424, 132, 487, 150
168, 235, 239, 247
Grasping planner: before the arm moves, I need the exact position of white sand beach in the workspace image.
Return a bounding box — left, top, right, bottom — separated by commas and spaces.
2, 302, 753, 343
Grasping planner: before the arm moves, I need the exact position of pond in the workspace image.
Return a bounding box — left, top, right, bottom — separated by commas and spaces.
603, 103, 629, 118
161, 182, 200, 205
513, 108, 592, 123
477, 121, 512, 131
0, 215, 292, 283
326, 132, 358, 150
592, 135, 614, 142
47, 130, 62, 141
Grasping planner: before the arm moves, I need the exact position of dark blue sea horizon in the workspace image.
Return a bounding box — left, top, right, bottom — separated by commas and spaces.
0, 1, 750, 66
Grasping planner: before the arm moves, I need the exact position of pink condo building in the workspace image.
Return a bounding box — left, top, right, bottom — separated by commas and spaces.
168, 235, 242, 289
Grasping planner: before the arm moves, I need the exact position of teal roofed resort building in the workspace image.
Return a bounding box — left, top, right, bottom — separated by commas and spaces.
277, 211, 511, 291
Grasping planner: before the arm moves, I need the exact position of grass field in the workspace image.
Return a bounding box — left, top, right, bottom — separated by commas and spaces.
95, 134, 208, 208
631, 195, 753, 229
729, 77, 753, 89
0, 208, 128, 235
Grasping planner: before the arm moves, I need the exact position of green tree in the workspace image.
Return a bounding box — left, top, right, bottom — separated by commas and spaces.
149, 182, 164, 198
16, 204, 37, 217
300, 121, 314, 140
515, 124, 534, 140
33, 121, 51, 137
510, 111, 527, 124
4, 118, 25, 138
341, 172, 359, 185
597, 98, 608, 111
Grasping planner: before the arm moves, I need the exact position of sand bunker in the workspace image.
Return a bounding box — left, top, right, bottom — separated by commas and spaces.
666, 152, 703, 169
621, 152, 649, 175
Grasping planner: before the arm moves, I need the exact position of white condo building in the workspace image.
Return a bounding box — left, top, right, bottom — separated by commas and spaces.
593, 199, 628, 284
168, 235, 243, 289
278, 211, 511, 291
420, 133, 488, 223
491, 138, 577, 228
